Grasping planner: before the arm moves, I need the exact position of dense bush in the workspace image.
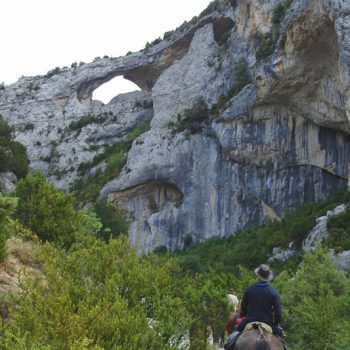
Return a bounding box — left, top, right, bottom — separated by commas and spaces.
15, 172, 96, 248
282, 249, 350, 349
0, 194, 18, 261
0, 117, 13, 139
0, 236, 191, 350
0, 116, 29, 179
93, 199, 128, 240
172, 97, 209, 134
325, 205, 350, 252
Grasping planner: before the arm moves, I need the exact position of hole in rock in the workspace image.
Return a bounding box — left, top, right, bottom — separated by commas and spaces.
92, 76, 141, 104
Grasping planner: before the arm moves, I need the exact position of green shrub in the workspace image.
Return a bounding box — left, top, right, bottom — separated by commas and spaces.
282, 249, 350, 349
271, 0, 292, 38
16, 172, 87, 248
173, 97, 209, 134
199, 0, 227, 18
45, 67, 61, 78
24, 123, 34, 131
134, 99, 153, 109
151, 37, 162, 45
93, 199, 128, 240
163, 30, 174, 40
217, 29, 232, 45
0, 237, 190, 349
154, 245, 168, 254
325, 205, 350, 252
0, 116, 29, 179
211, 58, 251, 115
0, 117, 13, 139
144, 41, 151, 50
68, 114, 107, 134
256, 32, 275, 59
256, 0, 293, 60
0, 194, 18, 261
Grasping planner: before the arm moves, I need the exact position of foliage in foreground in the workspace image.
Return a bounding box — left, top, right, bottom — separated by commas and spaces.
282, 249, 350, 350
0, 237, 191, 350
1, 174, 350, 349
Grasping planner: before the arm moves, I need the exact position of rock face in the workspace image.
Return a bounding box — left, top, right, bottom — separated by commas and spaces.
1, 0, 350, 252
0, 172, 17, 194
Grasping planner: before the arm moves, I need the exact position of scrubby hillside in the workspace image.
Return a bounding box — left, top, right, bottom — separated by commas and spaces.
0, 177, 350, 349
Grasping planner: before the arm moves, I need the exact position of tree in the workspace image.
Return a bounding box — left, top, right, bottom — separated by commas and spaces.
183, 272, 231, 349
93, 199, 128, 240
16, 172, 84, 247
282, 249, 350, 349
0, 116, 29, 178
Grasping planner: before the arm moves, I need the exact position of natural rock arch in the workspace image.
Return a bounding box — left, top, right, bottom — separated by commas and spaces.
92, 76, 141, 104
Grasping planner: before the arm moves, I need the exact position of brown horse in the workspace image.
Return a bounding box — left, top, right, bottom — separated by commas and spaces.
234, 326, 285, 350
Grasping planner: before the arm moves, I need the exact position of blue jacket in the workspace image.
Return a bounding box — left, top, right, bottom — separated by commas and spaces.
240, 282, 282, 326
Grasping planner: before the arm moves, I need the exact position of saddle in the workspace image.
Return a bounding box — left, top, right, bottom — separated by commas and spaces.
244, 322, 273, 334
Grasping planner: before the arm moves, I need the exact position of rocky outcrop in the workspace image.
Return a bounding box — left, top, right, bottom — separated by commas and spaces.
303, 204, 347, 251
0, 172, 17, 194
335, 250, 350, 270
268, 203, 350, 271
1, 0, 350, 252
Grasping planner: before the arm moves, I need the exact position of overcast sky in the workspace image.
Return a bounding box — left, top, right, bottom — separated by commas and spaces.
0, 0, 211, 102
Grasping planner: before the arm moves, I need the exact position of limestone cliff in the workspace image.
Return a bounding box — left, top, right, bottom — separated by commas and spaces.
1, 0, 350, 252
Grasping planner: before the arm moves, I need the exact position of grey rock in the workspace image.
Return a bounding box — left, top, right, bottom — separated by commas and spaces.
303, 204, 346, 251
0, 172, 17, 194
268, 245, 297, 264
335, 250, 350, 271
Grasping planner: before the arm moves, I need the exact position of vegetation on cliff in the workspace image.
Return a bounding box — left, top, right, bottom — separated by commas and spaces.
0, 116, 29, 179
256, 0, 293, 59
71, 121, 150, 204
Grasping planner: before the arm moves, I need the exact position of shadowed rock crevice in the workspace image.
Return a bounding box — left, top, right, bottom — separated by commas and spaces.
108, 181, 183, 252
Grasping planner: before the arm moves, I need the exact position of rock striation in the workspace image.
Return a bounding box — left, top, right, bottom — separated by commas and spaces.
1, 0, 350, 252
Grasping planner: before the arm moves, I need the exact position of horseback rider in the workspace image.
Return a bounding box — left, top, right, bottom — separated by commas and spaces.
224, 264, 284, 350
